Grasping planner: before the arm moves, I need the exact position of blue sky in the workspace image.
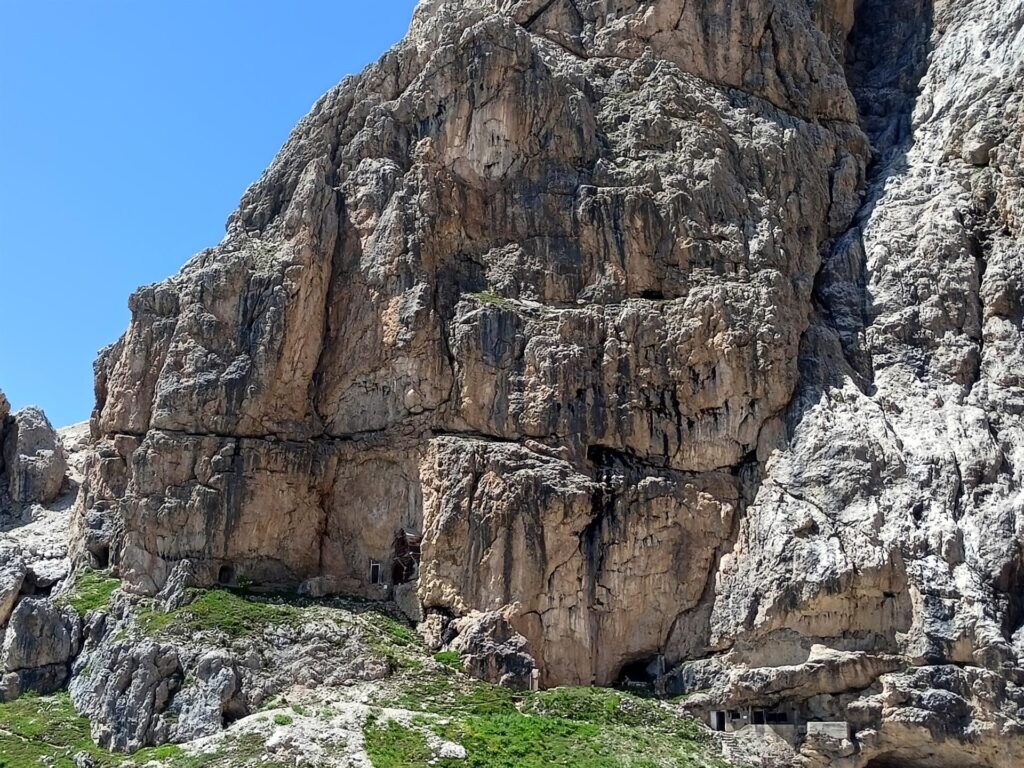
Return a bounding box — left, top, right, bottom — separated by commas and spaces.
0, 1, 418, 427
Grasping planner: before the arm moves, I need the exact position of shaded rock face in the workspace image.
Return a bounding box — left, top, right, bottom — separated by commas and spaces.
74, 0, 1024, 765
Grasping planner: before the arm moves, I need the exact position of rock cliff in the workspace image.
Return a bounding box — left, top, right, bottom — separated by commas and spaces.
53, 0, 1024, 765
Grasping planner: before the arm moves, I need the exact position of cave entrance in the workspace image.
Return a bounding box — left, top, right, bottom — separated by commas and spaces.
218, 564, 235, 586
392, 529, 422, 585
615, 655, 666, 693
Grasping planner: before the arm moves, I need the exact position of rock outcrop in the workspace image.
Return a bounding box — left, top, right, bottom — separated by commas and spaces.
0, 394, 68, 512
0, 597, 81, 700
68, 589, 395, 751
68, 0, 1024, 766
0, 398, 88, 702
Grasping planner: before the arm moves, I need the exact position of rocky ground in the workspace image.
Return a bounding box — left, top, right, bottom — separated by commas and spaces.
0, 577, 730, 767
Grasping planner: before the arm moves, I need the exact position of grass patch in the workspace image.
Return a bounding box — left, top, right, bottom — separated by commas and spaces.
434, 704, 726, 768
272, 714, 293, 726
369, 676, 728, 768
138, 589, 301, 638
439, 713, 616, 768
361, 611, 425, 671
58, 570, 120, 617
470, 290, 512, 308
388, 674, 517, 717
0, 692, 236, 767
434, 651, 463, 670
364, 720, 436, 768
524, 687, 704, 736
0, 692, 104, 767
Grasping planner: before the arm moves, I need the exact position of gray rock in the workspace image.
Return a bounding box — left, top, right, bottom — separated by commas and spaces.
69, 594, 391, 751
0, 597, 81, 699
0, 541, 27, 628
3, 406, 68, 506
70, 636, 184, 750
447, 611, 536, 690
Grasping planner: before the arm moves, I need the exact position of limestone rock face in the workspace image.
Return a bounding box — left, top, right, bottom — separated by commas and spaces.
0, 597, 81, 700
68, 593, 393, 752
1, 403, 68, 509
73, 0, 1024, 765
446, 610, 536, 689
0, 541, 27, 630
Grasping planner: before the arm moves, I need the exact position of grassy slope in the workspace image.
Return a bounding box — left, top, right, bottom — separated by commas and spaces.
0, 588, 730, 768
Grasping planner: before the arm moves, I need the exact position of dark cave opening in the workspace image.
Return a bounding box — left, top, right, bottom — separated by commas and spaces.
865, 759, 936, 768
217, 563, 236, 586
615, 655, 665, 692
92, 543, 110, 570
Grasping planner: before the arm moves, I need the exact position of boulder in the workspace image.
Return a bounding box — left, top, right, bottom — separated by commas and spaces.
3, 406, 68, 505
0, 597, 81, 699
447, 611, 536, 690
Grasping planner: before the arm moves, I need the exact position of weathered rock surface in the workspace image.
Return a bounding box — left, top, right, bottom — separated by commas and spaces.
67, 0, 1024, 765
445, 609, 536, 689
68, 591, 394, 751
1, 403, 68, 509
0, 597, 81, 700
0, 541, 27, 630
0, 402, 85, 701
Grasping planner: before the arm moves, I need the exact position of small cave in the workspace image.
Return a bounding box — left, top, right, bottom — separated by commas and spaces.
221, 696, 249, 728
615, 655, 666, 693
84, 538, 111, 571
217, 563, 236, 586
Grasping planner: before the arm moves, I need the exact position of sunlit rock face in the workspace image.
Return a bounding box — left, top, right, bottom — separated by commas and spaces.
74, 0, 1024, 764
0, 396, 67, 512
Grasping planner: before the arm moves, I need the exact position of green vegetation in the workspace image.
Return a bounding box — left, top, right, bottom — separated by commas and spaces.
58, 570, 121, 617
364, 720, 436, 768
433, 651, 463, 670
138, 589, 302, 638
137, 588, 421, 673
0, 692, 101, 767
371, 671, 727, 768
271, 714, 293, 726
0, 693, 293, 768
440, 713, 613, 767
524, 686, 704, 736
387, 672, 517, 717
470, 290, 512, 308
0, 693, 190, 767
360, 609, 426, 671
